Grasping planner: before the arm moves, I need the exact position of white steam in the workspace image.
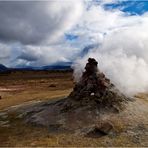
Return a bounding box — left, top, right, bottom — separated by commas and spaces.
72, 7, 148, 96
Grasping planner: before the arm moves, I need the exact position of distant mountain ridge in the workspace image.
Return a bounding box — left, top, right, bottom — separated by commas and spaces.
11, 62, 72, 71
0, 64, 8, 72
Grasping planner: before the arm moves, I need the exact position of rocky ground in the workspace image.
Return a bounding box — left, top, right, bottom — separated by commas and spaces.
0, 94, 148, 147
0, 62, 147, 146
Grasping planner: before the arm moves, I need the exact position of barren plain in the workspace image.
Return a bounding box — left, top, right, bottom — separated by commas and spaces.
0, 70, 148, 147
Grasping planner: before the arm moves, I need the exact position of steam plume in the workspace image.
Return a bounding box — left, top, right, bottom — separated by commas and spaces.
73, 13, 148, 96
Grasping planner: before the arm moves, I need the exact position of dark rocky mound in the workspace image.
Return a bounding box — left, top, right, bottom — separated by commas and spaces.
23, 58, 129, 135
62, 58, 128, 112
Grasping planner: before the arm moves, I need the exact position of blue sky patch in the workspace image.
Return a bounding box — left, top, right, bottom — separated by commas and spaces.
65, 34, 78, 41
104, 1, 148, 15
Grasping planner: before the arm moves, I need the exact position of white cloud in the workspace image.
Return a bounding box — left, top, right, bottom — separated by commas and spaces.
0, 43, 12, 66
0, 0, 84, 66
0, 0, 83, 44
12, 44, 80, 67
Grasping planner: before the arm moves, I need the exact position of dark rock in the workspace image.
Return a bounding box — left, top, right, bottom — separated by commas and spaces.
67, 58, 128, 111
99, 122, 114, 135
0, 96, 2, 100
85, 122, 113, 138
86, 127, 107, 138
49, 84, 56, 87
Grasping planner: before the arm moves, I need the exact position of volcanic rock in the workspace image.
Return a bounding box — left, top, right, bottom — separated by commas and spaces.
49, 84, 56, 87
62, 58, 128, 112
85, 122, 114, 138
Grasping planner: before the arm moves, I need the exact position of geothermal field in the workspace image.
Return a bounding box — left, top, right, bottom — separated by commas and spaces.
0, 0, 148, 147
0, 59, 148, 147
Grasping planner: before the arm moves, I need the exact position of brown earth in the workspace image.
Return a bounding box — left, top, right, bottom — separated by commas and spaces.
0, 70, 148, 147
0, 70, 73, 110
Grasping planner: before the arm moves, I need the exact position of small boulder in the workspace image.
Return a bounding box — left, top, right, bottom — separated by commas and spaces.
86, 122, 114, 138
99, 122, 114, 135
49, 84, 56, 87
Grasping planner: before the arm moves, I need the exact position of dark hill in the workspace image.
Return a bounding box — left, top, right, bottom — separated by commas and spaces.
13, 62, 72, 71
0, 64, 8, 72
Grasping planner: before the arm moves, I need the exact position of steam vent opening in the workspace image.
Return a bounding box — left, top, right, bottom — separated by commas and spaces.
63, 58, 129, 112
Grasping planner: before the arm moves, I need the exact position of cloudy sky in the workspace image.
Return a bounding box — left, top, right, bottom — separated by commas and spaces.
0, 0, 148, 95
